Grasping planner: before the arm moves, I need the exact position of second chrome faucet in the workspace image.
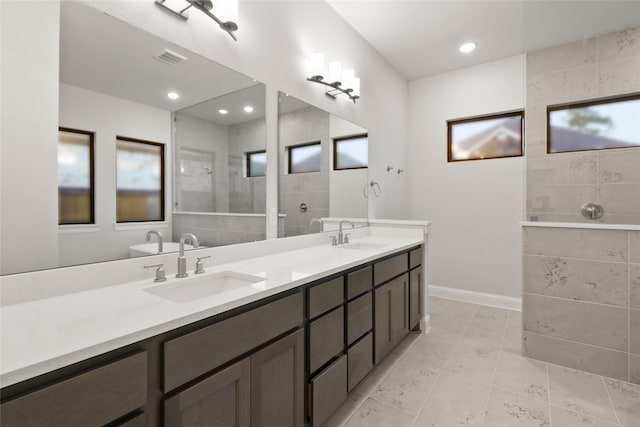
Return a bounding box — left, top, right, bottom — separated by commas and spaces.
176, 233, 199, 278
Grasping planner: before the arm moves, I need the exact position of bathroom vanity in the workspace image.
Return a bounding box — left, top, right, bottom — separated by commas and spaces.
0, 227, 427, 427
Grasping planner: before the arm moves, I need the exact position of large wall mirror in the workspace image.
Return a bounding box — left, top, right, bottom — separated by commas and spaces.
278, 93, 369, 237
1, 1, 266, 275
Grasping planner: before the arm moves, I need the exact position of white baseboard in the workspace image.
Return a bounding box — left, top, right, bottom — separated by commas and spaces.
428, 284, 521, 311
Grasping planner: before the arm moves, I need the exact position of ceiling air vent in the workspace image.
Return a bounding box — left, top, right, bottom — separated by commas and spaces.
154, 49, 188, 65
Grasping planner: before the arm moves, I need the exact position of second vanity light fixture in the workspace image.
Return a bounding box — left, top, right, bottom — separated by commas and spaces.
307, 54, 360, 103
155, 0, 239, 41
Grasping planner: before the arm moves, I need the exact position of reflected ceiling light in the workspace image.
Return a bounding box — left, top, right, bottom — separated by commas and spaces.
459, 42, 477, 53
167, 92, 179, 100
243, 106, 254, 113
306, 53, 360, 103
218, 109, 228, 115
155, 0, 239, 41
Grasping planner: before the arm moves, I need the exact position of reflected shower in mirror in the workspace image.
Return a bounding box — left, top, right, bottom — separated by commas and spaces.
173, 84, 268, 247
278, 93, 369, 237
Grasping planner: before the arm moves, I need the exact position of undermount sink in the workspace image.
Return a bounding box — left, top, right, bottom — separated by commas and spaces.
129, 242, 197, 257
144, 271, 264, 303
340, 242, 387, 250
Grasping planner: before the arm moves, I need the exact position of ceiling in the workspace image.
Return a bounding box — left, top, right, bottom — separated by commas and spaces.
327, 0, 640, 80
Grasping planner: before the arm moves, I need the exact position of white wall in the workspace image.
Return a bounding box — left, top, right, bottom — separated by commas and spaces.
1, 1, 60, 275
329, 115, 368, 218
58, 84, 172, 266
83, 0, 410, 222
408, 55, 525, 299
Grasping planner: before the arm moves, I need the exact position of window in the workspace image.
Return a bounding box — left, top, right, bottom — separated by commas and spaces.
333, 134, 368, 170
246, 150, 266, 177
116, 137, 165, 222
288, 142, 321, 173
447, 111, 524, 162
58, 127, 95, 225
547, 93, 640, 153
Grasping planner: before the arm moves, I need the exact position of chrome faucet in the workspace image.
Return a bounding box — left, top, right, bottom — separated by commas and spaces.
176, 233, 199, 278
338, 220, 355, 245
145, 230, 163, 254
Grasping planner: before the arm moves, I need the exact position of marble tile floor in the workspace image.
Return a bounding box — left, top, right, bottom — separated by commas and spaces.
324, 296, 640, 427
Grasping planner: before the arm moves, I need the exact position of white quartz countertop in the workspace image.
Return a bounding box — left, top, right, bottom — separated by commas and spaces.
0, 233, 423, 387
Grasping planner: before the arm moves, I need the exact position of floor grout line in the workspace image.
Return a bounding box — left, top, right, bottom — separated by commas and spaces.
409, 303, 479, 426
478, 310, 510, 427
600, 375, 623, 426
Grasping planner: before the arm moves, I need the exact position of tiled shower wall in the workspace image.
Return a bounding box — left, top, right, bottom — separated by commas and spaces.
526, 27, 640, 224
172, 214, 284, 247
523, 227, 639, 384
523, 27, 640, 385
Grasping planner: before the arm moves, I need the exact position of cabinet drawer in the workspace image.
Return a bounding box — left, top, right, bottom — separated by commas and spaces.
374, 253, 408, 286
346, 266, 372, 299
1, 352, 147, 427
348, 333, 373, 392
309, 307, 344, 373
310, 355, 347, 427
308, 277, 344, 319
164, 292, 303, 392
409, 247, 423, 269
116, 413, 146, 427
347, 293, 372, 345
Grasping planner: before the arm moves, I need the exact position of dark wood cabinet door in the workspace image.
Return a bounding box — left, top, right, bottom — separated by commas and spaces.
374, 281, 394, 363
164, 358, 250, 427
391, 273, 409, 341
409, 267, 423, 329
250, 329, 304, 427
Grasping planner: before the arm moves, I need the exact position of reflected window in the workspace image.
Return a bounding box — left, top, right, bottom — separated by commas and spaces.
288, 142, 321, 173
116, 137, 164, 222
548, 94, 640, 153
334, 134, 368, 170
246, 150, 266, 177
58, 127, 94, 224
447, 111, 524, 162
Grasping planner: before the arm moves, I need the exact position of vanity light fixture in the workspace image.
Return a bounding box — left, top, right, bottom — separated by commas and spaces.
306, 53, 360, 103
167, 92, 180, 100
459, 42, 477, 53
155, 0, 239, 41
218, 109, 228, 115
243, 106, 254, 113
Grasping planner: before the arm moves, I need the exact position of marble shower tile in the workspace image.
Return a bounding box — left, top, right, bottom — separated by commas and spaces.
527, 66, 597, 105
631, 309, 640, 355
598, 55, 640, 96
526, 153, 597, 186
602, 378, 640, 427
344, 397, 414, 427
550, 406, 618, 427
527, 38, 596, 76
483, 387, 550, 427
598, 149, 640, 184
526, 184, 596, 215
414, 372, 490, 427
522, 332, 628, 381
523, 227, 628, 262
597, 27, 640, 61
548, 364, 618, 423
631, 232, 640, 263
631, 355, 640, 385
598, 183, 640, 215
523, 294, 628, 351
493, 351, 548, 402
523, 255, 628, 306
631, 264, 640, 309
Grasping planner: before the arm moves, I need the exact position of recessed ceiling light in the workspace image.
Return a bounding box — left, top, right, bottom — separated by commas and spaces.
244, 106, 254, 113
459, 42, 477, 53
167, 92, 179, 100
218, 109, 228, 115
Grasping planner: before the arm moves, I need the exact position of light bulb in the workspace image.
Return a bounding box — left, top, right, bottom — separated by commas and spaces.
309, 53, 324, 79
351, 77, 360, 98
342, 69, 354, 90
329, 61, 342, 85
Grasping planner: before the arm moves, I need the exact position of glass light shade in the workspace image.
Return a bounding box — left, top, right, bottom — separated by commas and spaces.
310, 53, 324, 79
351, 77, 360, 97
216, 0, 238, 25
328, 61, 342, 84
342, 69, 355, 90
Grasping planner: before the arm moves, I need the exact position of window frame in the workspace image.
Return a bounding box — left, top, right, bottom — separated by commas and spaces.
115, 135, 165, 223
287, 141, 322, 174
447, 110, 524, 162
58, 126, 95, 225
246, 149, 267, 177
546, 92, 640, 154
333, 133, 368, 171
